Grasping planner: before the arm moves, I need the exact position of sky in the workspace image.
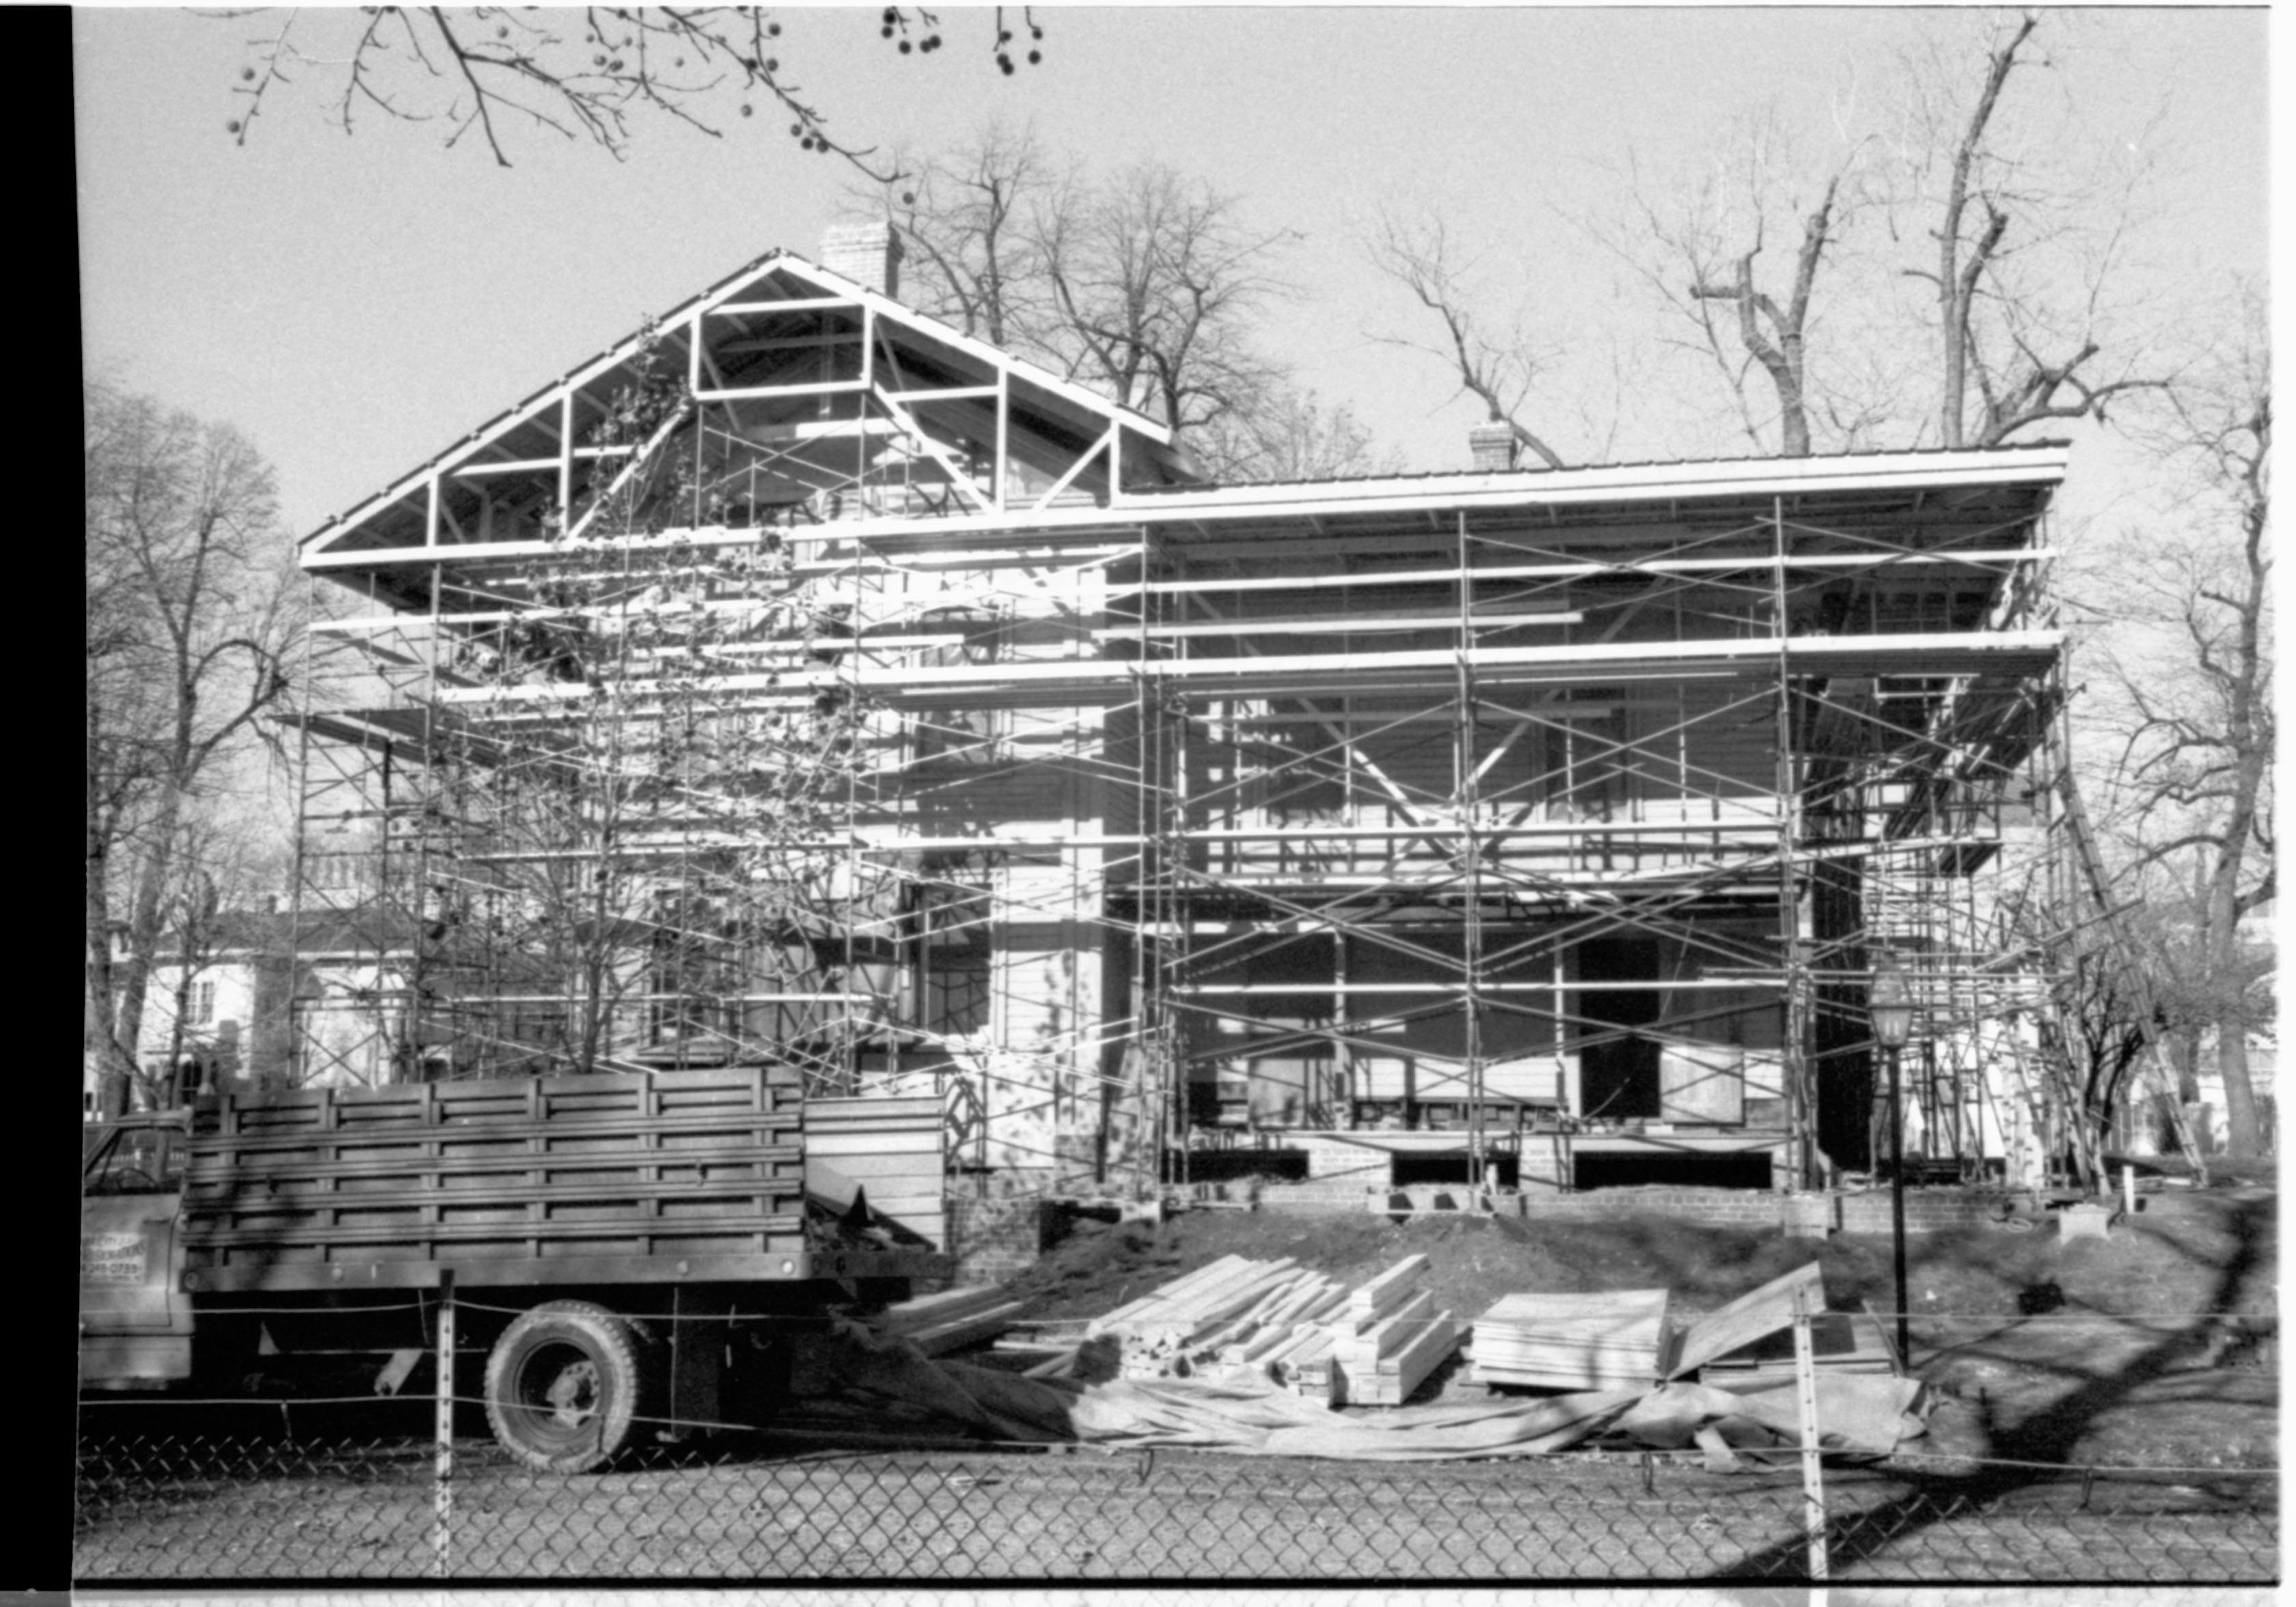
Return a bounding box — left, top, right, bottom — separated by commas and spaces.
77, 7, 2273, 547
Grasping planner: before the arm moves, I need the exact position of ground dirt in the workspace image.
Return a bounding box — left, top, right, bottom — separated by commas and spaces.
992, 1176, 2278, 1473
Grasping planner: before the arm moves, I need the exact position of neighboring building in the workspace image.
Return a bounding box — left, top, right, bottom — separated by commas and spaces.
287, 225, 2084, 1198
114, 909, 424, 1106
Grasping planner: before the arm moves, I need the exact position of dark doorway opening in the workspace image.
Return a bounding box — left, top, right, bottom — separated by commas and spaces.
1167, 1149, 1309, 1184
1577, 935, 1662, 1119
1572, 1149, 1774, 1190
1391, 1153, 1521, 1188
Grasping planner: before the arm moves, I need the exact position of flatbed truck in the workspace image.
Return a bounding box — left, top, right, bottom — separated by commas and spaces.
79, 1067, 952, 1470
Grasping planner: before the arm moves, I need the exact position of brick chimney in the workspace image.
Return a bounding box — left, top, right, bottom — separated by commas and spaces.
819, 221, 904, 301
1469, 422, 1518, 472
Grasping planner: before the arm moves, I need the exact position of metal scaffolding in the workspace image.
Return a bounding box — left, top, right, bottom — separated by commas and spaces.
280, 238, 2105, 1203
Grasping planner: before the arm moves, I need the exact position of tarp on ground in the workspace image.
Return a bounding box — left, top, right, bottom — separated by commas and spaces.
823, 1325, 1924, 1463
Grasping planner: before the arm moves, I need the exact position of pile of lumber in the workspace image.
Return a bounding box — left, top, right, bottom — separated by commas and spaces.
871, 1285, 1032, 1357
1270, 1254, 1462, 1407
1466, 1289, 1673, 1391
1084, 1255, 1332, 1379
1065, 1252, 1464, 1406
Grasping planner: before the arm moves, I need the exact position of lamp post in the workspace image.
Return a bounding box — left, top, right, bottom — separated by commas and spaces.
1870, 952, 1916, 1366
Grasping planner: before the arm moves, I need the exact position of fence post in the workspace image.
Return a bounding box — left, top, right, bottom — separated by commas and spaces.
1792, 1277, 1827, 1580
433, 1272, 455, 1580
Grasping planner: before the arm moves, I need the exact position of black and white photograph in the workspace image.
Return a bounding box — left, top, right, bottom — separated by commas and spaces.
77, 6, 2276, 1598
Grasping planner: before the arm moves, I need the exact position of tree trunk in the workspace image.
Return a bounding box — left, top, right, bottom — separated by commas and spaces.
1935, 18, 2033, 449
2170, 1027, 2200, 1104
113, 787, 185, 1112
85, 700, 133, 1117
2215, 1023, 2260, 1160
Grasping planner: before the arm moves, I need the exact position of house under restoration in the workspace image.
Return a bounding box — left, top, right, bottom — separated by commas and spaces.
287, 228, 2102, 1226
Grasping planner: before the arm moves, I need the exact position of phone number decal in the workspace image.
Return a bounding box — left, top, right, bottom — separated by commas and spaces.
82, 1233, 148, 1283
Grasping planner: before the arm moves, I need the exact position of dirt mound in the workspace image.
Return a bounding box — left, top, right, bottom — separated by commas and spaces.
1014, 1205, 1853, 1328
1015, 1191, 2275, 1326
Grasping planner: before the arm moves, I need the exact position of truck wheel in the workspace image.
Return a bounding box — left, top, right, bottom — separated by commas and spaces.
484, 1301, 651, 1473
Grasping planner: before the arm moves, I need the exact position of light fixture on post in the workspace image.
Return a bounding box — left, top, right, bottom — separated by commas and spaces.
1870, 950, 1916, 1366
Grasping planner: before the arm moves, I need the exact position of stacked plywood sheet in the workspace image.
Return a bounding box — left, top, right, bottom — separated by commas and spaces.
1460, 1261, 1893, 1399
871, 1285, 1032, 1357
1466, 1289, 1673, 1391
1267, 1254, 1462, 1407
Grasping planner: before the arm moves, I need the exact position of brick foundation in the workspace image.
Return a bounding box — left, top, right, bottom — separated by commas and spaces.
1837, 1188, 2008, 1235
944, 1192, 1061, 1285
1358, 1182, 2036, 1235
940, 1178, 2086, 1284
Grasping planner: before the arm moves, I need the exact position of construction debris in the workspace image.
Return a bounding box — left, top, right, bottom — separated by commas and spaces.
1664, 1260, 1830, 1379
1083, 1255, 1306, 1379
1070, 1252, 1464, 1406
877, 1254, 1905, 1448
823, 1322, 1924, 1461
817, 1248, 1930, 1464
1695, 1306, 1896, 1390
870, 1285, 1033, 1358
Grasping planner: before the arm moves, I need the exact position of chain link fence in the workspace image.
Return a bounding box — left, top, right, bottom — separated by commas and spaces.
74, 1411, 2276, 1584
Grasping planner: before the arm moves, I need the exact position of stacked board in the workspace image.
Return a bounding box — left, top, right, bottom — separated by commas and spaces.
871, 1285, 1033, 1357
1084, 1255, 1319, 1379
1467, 1289, 1673, 1391
1053, 1252, 1463, 1406
1267, 1254, 1462, 1407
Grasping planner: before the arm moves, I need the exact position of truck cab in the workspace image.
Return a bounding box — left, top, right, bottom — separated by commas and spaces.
79, 1112, 193, 1387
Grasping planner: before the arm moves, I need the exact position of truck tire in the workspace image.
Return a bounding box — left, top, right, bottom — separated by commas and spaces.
484, 1301, 651, 1473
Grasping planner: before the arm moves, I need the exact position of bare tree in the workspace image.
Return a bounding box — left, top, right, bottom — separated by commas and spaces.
1376, 13, 2187, 467
1037, 163, 1297, 445
1365, 206, 1567, 469
853, 137, 1302, 468
216, 5, 1050, 171
1613, 104, 1877, 459
1187, 388, 1401, 485
2089, 293, 2271, 1155
1578, 106, 1881, 461
418, 347, 877, 1088
1894, 11, 2178, 447
871, 122, 1052, 345
85, 382, 302, 1111
1683, 181, 1844, 458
